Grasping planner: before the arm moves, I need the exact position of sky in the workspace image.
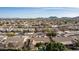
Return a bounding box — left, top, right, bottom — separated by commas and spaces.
0, 7, 79, 18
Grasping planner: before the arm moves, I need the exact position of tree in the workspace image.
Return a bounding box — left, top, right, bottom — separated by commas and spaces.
46, 31, 57, 37
38, 45, 46, 51
73, 39, 79, 50
6, 32, 16, 37
75, 40, 79, 47
45, 28, 57, 37
35, 42, 67, 51
35, 42, 46, 51
22, 39, 31, 51
35, 42, 43, 47
46, 30, 57, 42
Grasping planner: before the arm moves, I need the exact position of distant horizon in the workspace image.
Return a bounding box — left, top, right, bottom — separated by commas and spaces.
0, 7, 79, 18
0, 16, 79, 18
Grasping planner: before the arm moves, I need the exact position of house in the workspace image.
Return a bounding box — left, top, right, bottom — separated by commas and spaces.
52, 36, 74, 45
31, 35, 50, 45
0, 36, 7, 49
6, 36, 29, 49
52, 25, 59, 28
64, 31, 79, 37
